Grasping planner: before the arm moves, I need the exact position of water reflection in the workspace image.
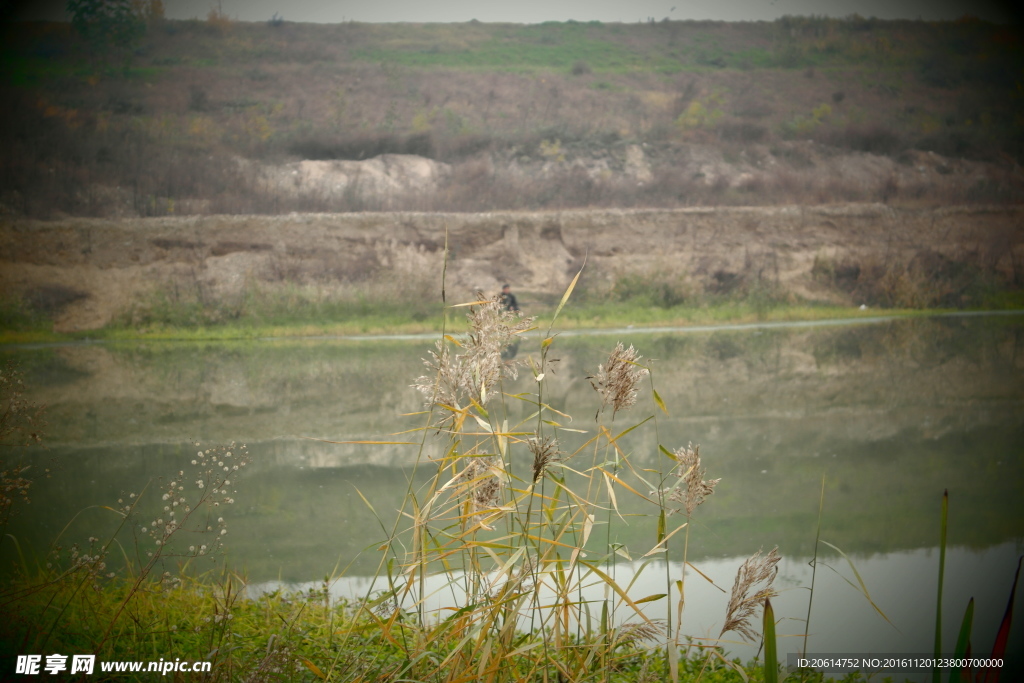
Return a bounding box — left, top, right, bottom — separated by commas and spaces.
2, 314, 1023, 664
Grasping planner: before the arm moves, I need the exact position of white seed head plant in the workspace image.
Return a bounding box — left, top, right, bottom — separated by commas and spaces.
414, 293, 534, 426
720, 546, 781, 643
668, 443, 721, 516
589, 342, 649, 418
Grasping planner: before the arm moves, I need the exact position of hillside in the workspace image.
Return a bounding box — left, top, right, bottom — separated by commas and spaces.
1, 14, 1023, 218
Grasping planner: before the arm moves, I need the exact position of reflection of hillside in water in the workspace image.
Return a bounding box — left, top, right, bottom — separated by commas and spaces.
4, 315, 1023, 579
15, 315, 1024, 455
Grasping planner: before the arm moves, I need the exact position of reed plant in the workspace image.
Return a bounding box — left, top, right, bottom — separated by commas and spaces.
294, 273, 787, 683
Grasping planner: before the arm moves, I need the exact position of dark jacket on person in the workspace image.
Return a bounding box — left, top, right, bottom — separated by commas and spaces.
500, 291, 519, 312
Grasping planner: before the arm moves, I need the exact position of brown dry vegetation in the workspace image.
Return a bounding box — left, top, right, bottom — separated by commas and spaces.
1, 15, 1023, 218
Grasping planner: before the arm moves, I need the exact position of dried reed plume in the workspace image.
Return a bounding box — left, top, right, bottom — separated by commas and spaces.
589, 343, 649, 418
455, 455, 504, 530
414, 294, 534, 423
668, 443, 720, 516
720, 546, 781, 642
614, 620, 665, 645
528, 436, 560, 483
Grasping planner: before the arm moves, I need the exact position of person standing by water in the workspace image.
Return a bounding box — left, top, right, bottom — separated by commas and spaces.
500, 284, 520, 313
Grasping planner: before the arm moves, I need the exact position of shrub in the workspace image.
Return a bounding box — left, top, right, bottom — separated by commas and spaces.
610, 269, 693, 308
815, 249, 1005, 308
819, 123, 904, 155
570, 60, 592, 75
68, 0, 148, 56
719, 122, 767, 143
288, 132, 435, 160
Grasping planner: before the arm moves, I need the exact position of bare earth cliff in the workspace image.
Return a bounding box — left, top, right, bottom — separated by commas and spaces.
2, 204, 1021, 331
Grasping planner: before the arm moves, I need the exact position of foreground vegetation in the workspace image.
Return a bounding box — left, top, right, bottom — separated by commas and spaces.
2, 280, 1020, 681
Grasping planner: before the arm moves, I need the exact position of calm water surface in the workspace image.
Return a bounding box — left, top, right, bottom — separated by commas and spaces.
3, 314, 1023, 671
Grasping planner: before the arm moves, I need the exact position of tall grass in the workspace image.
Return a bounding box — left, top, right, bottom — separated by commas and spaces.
272, 280, 787, 682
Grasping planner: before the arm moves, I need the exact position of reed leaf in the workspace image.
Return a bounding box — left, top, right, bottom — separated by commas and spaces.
579, 560, 657, 626
652, 387, 669, 414
547, 257, 586, 334
983, 555, 1021, 683
819, 539, 896, 629
949, 597, 973, 683
935, 488, 949, 683
764, 597, 778, 683
302, 658, 327, 680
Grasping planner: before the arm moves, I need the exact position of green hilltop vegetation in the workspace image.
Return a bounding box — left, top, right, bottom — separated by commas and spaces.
1, 10, 1022, 216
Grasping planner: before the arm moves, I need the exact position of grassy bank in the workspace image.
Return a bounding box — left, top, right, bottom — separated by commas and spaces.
0, 299, 954, 345
0, 568, 867, 683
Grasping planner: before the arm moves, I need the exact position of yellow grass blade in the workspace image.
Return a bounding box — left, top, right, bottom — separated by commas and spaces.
579, 560, 656, 625
611, 416, 653, 443
449, 299, 492, 308
687, 561, 726, 591
603, 472, 625, 522
302, 659, 326, 680
548, 256, 586, 332
524, 534, 583, 551
820, 539, 897, 629
653, 388, 669, 415
570, 513, 595, 567
471, 413, 493, 433
643, 522, 689, 557
599, 468, 655, 503
299, 436, 417, 445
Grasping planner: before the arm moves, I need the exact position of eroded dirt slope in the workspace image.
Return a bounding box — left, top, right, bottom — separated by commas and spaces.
1, 204, 1022, 331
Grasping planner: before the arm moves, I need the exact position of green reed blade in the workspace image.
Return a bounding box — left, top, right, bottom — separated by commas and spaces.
652, 387, 668, 415
934, 489, 948, 683
764, 597, 778, 683
949, 597, 973, 683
